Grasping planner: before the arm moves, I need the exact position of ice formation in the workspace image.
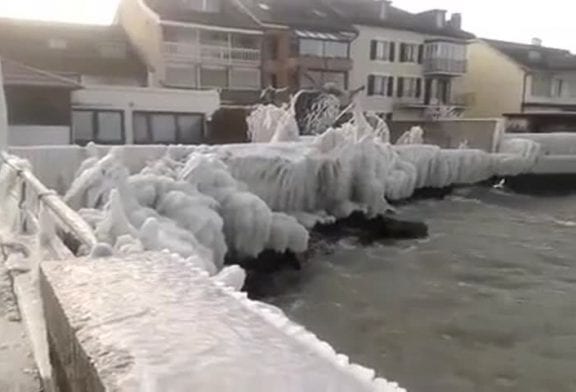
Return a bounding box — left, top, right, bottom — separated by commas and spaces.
63, 102, 541, 278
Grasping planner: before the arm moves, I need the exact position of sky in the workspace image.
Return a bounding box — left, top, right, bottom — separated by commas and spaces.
0, 0, 575, 51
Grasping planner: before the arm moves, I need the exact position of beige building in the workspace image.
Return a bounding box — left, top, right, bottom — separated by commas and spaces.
329, 0, 473, 121
456, 38, 576, 118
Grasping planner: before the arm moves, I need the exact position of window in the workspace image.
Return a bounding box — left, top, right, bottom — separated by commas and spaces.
230, 68, 260, 89
531, 74, 552, 97
370, 40, 395, 62
301, 71, 347, 90
165, 64, 198, 88
200, 30, 228, 46
231, 34, 260, 50
399, 43, 421, 63
200, 66, 228, 88
324, 41, 348, 58
300, 39, 324, 57
133, 112, 205, 145
180, 0, 220, 12
552, 79, 564, 97
299, 39, 349, 59
367, 75, 394, 97
397, 77, 422, 98
72, 110, 124, 145
99, 43, 127, 59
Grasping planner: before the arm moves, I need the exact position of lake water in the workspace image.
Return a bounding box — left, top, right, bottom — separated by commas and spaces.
266, 187, 576, 392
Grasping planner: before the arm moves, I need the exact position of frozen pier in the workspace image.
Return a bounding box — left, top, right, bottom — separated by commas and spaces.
41, 252, 402, 392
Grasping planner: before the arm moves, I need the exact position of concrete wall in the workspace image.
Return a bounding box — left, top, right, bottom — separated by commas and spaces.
454, 40, 525, 118
390, 118, 502, 152
9, 125, 70, 146
118, 0, 164, 86
72, 86, 220, 143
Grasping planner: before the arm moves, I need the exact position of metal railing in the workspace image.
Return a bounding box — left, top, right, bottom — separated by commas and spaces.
0, 152, 97, 254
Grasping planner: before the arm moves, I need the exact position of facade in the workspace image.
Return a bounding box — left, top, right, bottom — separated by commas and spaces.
119, 0, 263, 105
1, 58, 80, 146
456, 38, 576, 118
329, 0, 473, 120
236, 0, 356, 92
0, 18, 147, 87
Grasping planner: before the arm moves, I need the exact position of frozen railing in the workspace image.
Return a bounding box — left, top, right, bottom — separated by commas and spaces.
0, 152, 97, 255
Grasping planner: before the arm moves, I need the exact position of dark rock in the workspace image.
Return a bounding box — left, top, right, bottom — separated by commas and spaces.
313, 211, 428, 244
225, 249, 302, 274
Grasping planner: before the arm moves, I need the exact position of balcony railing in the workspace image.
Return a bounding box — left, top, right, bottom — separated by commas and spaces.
164, 42, 261, 65
423, 58, 467, 75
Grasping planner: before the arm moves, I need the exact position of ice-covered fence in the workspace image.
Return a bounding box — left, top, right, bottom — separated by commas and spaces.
500, 133, 576, 174
0, 152, 97, 255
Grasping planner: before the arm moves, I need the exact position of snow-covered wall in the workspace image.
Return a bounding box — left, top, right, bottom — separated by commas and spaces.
9, 126, 70, 146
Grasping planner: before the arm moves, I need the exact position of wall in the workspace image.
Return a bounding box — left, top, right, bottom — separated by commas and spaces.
390, 118, 502, 152
72, 86, 220, 143
118, 0, 165, 86
453, 40, 525, 117
9, 125, 70, 146
350, 25, 428, 113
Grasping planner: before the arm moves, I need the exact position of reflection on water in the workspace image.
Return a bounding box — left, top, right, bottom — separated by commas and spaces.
266, 187, 576, 392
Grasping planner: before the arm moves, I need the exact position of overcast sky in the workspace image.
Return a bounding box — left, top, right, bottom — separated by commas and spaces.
0, 0, 575, 51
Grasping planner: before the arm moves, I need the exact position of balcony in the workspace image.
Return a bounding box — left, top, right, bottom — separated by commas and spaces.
164, 42, 261, 66
423, 58, 467, 75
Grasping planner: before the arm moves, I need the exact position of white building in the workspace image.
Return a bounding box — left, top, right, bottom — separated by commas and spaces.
330, 0, 473, 120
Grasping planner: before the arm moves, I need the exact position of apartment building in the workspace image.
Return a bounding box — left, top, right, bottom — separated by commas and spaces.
236, 0, 356, 92
457, 38, 576, 119
0, 18, 147, 87
118, 0, 263, 105
329, 0, 473, 120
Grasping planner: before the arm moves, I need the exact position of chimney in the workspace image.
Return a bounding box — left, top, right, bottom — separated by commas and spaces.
448, 13, 462, 29
532, 37, 542, 46
429, 9, 447, 28
378, 0, 392, 20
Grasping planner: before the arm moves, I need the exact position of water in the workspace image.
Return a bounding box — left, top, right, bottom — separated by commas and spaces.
267, 187, 576, 392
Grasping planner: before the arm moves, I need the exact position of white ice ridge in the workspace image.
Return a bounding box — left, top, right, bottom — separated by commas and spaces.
64, 105, 540, 276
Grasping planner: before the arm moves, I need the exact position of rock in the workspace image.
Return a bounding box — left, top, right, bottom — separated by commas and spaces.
313, 211, 428, 243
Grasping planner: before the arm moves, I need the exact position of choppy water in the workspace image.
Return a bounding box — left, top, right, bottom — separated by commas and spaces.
267, 187, 576, 392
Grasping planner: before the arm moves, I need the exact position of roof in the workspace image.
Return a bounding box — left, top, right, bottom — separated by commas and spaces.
0, 17, 146, 80
328, 0, 474, 40
485, 39, 576, 71
236, 0, 356, 34
145, 0, 262, 31
1, 58, 81, 89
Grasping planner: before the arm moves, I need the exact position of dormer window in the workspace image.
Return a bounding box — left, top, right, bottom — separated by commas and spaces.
180, 0, 220, 12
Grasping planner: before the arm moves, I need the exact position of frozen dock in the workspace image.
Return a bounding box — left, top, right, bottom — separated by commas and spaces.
41, 252, 402, 392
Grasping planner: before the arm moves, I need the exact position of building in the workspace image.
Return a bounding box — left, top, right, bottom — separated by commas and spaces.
235, 0, 356, 92
0, 18, 147, 87
328, 0, 473, 120
0, 17, 222, 146
118, 0, 263, 105
456, 38, 576, 119
1, 58, 80, 145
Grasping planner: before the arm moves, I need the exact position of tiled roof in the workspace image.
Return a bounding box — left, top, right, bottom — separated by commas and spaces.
485, 39, 576, 71
145, 0, 262, 30
328, 1, 474, 40
236, 0, 356, 33
1, 58, 81, 89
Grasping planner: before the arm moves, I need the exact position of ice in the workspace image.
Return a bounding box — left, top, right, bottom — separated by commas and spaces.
212, 265, 246, 291
60, 104, 541, 276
